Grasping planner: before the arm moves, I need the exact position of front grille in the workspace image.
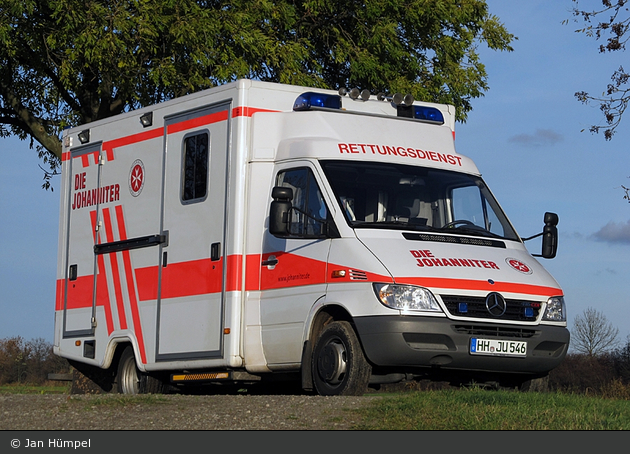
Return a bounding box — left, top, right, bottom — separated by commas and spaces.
452, 324, 538, 339
441, 295, 541, 321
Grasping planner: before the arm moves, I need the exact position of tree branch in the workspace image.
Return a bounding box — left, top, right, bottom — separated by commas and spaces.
0, 80, 62, 159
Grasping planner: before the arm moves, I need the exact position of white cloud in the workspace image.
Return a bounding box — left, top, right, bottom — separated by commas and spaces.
591, 220, 630, 245
508, 128, 564, 147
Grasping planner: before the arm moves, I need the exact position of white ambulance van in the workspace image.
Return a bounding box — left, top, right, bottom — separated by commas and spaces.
54, 79, 569, 395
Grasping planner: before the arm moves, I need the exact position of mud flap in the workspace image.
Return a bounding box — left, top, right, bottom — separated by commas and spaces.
300, 339, 314, 391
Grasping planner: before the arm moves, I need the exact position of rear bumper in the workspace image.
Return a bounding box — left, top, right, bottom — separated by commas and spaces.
354, 315, 569, 376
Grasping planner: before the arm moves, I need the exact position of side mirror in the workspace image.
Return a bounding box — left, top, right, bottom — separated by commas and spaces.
269, 186, 293, 236
523, 212, 558, 259
541, 212, 558, 259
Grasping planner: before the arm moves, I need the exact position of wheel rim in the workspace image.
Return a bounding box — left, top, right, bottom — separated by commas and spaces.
120, 356, 140, 394
317, 337, 347, 385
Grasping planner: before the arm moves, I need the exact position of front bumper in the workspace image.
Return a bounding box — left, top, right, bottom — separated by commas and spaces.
354, 315, 569, 376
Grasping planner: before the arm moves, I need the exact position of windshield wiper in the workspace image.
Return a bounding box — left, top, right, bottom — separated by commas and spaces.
438, 225, 506, 240
350, 221, 436, 232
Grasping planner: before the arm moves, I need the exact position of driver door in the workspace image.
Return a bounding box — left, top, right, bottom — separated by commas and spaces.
259, 164, 333, 365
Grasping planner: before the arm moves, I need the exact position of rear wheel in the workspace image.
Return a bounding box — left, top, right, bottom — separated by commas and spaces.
312, 321, 371, 396
117, 346, 141, 394
117, 346, 165, 394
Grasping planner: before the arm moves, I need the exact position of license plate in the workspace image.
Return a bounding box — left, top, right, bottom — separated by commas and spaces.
470, 338, 527, 357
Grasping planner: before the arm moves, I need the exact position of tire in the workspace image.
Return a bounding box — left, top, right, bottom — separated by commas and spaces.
518, 375, 549, 392
117, 346, 165, 395
311, 321, 371, 396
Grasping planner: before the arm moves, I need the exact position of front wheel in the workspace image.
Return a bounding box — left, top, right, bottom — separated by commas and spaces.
518, 375, 549, 392
311, 321, 371, 396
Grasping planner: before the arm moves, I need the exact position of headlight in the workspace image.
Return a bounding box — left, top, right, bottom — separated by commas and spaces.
542, 296, 566, 322
373, 283, 442, 312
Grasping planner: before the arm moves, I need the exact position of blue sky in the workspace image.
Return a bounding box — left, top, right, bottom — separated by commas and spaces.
1, 0, 629, 349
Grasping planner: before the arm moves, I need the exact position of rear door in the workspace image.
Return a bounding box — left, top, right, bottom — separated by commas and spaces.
62, 123, 167, 367
62, 142, 103, 338
93, 129, 165, 364
157, 102, 231, 361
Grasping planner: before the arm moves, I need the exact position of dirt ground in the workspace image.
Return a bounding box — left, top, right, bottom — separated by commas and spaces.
0, 393, 381, 431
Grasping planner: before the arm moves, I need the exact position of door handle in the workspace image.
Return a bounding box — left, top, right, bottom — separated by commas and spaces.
211, 242, 221, 261
262, 255, 278, 267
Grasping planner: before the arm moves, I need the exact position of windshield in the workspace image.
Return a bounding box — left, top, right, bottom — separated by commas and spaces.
320, 160, 519, 241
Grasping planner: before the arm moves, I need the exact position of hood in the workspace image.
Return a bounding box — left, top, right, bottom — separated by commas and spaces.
354, 229, 563, 301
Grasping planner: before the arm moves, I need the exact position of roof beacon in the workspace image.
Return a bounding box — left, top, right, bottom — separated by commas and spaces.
397, 105, 445, 124
293, 92, 342, 111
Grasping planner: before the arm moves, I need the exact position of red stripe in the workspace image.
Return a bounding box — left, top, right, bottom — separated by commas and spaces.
225, 254, 242, 292
245, 254, 261, 291
62, 275, 94, 309
97, 254, 115, 335
135, 266, 159, 302
136, 258, 220, 301
398, 276, 561, 297
167, 110, 228, 135
232, 107, 279, 117
135, 254, 242, 301
115, 205, 146, 364
102, 207, 128, 330
63, 106, 272, 167
102, 127, 163, 162
260, 252, 327, 290
161, 257, 223, 299
76, 151, 101, 168
90, 210, 114, 334
133, 253, 563, 302
55, 279, 65, 311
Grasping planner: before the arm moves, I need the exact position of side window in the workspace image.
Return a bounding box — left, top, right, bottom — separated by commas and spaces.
451, 185, 506, 236
277, 168, 328, 237
182, 132, 209, 202
451, 185, 484, 227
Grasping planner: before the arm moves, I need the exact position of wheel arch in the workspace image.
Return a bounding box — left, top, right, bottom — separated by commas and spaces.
301, 304, 363, 391
102, 337, 144, 373
68, 338, 137, 394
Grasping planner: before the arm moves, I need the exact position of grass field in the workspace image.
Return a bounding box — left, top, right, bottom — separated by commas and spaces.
0, 382, 70, 394
353, 388, 630, 430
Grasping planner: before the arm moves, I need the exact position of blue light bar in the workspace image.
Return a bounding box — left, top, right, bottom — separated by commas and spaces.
397, 105, 444, 124
293, 92, 342, 111
413, 106, 444, 123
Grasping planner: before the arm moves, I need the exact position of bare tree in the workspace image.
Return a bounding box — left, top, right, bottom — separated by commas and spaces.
569, 1, 630, 204
570, 0, 630, 141
571, 307, 620, 356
